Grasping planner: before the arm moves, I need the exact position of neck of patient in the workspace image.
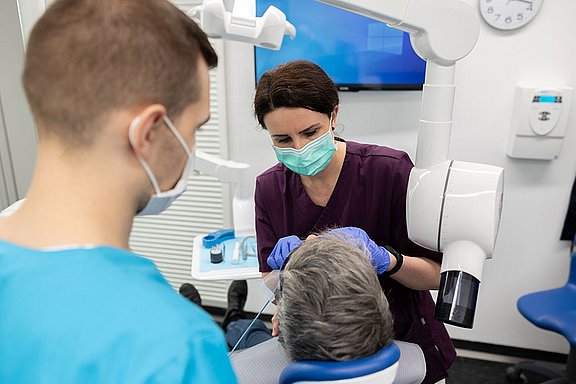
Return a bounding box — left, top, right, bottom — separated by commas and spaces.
0, 140, 136, 250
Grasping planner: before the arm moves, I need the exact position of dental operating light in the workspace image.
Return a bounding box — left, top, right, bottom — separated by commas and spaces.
194, 151, 254, 238
187, 0, 294, 237
185, 0, 297, 282
187, 0, 296, 50
318, 0, 504, 329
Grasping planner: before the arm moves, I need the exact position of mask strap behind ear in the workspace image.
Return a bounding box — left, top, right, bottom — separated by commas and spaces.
163, 115, 192, 157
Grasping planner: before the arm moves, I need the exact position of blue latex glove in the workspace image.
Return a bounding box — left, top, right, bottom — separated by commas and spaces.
267, 235, 303, 270
329, 227, 391, 275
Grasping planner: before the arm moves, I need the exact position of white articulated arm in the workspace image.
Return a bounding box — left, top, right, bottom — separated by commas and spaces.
184, 0, 296, 236
187, 0, 296, 50
195, 151, 255, 236
317, 0, 478, 66
319, 0, 503, 329
318, 0, 480, 168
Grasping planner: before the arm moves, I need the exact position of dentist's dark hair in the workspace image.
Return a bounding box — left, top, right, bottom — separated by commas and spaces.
254, 60, 339, 129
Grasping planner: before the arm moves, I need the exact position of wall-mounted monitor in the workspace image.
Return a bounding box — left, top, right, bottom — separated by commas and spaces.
255, 0, 427, 91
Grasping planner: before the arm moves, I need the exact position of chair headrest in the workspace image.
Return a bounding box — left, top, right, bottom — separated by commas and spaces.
279, 342, 401, 384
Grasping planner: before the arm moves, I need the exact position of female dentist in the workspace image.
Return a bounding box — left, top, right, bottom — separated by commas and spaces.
253, 60, 455, 384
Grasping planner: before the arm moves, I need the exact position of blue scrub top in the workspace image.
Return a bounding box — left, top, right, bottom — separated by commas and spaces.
0, 240, 237, 384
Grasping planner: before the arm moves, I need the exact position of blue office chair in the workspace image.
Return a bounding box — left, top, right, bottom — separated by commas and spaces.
506, 250, 576, 384
279, 342, 401, 384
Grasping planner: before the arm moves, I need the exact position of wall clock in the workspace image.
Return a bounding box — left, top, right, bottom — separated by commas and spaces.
479, 0, 542, 30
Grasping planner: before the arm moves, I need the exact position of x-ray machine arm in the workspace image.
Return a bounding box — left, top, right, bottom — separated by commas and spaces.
319, 0, 505, 328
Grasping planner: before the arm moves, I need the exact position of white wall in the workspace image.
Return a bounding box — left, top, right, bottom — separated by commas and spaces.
446, 0, 576, 354
224, 0, 576, 354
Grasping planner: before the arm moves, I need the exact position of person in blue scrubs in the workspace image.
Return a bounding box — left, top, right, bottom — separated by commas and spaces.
0, 1, 236, 383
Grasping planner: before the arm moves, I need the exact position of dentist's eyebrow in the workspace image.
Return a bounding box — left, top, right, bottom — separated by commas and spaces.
298, 123, 322, 135
270, 123, 322, 139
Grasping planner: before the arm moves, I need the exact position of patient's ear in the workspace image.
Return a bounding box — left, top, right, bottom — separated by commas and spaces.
271, 312, 281, 337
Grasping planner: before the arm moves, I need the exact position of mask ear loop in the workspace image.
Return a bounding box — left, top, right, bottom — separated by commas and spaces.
162, 115, 192, 157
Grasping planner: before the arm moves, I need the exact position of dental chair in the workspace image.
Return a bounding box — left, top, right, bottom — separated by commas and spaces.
230, 338, 426, 384
279, 342, 400, 384
506, 246, 576, 384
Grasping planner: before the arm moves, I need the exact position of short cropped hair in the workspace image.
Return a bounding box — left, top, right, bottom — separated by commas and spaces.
23, 0, 218, 145
254, 60, 339, 129
278, 233, 394, 362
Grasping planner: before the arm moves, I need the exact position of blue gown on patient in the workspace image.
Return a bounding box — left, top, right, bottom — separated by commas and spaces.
0, 240, 237, 384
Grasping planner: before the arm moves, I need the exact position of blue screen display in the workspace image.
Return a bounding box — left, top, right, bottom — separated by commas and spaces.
538, 95, 558, 103
255, 0, 426, 91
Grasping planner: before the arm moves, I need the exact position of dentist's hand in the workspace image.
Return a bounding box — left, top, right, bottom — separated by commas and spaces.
329, 227, 391, 274
267, 235, 303, 270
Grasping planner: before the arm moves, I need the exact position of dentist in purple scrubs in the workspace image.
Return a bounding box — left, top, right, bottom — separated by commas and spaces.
253, 60, 455, 384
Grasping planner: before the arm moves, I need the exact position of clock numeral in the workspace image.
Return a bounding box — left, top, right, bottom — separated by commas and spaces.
481, 0, 541, 30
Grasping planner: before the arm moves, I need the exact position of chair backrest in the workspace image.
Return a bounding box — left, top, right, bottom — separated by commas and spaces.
279, 342, 400, 384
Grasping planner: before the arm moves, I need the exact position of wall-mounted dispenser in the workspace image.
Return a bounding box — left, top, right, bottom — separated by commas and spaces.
508, 86, 573, 160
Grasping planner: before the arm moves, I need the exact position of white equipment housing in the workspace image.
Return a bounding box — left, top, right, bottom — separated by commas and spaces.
194, 150, 254, 237
188, 0, 295, 50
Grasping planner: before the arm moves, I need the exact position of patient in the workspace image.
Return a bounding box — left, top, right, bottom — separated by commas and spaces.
181, 232, 421, 383
226, 231, 422, 384
276, 232, 395, 361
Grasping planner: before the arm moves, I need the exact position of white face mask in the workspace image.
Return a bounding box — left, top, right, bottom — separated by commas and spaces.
129, 115, 195, 216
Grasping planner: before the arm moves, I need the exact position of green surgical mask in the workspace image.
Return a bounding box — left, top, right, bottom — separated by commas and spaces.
272, 129, 336, 176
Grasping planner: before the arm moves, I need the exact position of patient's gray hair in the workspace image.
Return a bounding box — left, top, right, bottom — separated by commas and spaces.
277, 232, 394, 362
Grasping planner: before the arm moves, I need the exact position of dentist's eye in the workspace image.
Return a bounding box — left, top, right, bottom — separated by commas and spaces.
304, 129, 318, 137
277, 137, 292, 144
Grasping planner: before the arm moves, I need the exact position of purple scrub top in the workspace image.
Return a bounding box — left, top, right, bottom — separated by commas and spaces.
255, 140, 456, 383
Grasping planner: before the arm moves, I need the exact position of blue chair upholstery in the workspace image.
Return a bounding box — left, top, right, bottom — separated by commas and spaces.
507, 251, 576, 383
279, 342, 401, 384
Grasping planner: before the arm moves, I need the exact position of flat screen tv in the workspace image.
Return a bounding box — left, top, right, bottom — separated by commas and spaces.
255, 0, 427, 91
